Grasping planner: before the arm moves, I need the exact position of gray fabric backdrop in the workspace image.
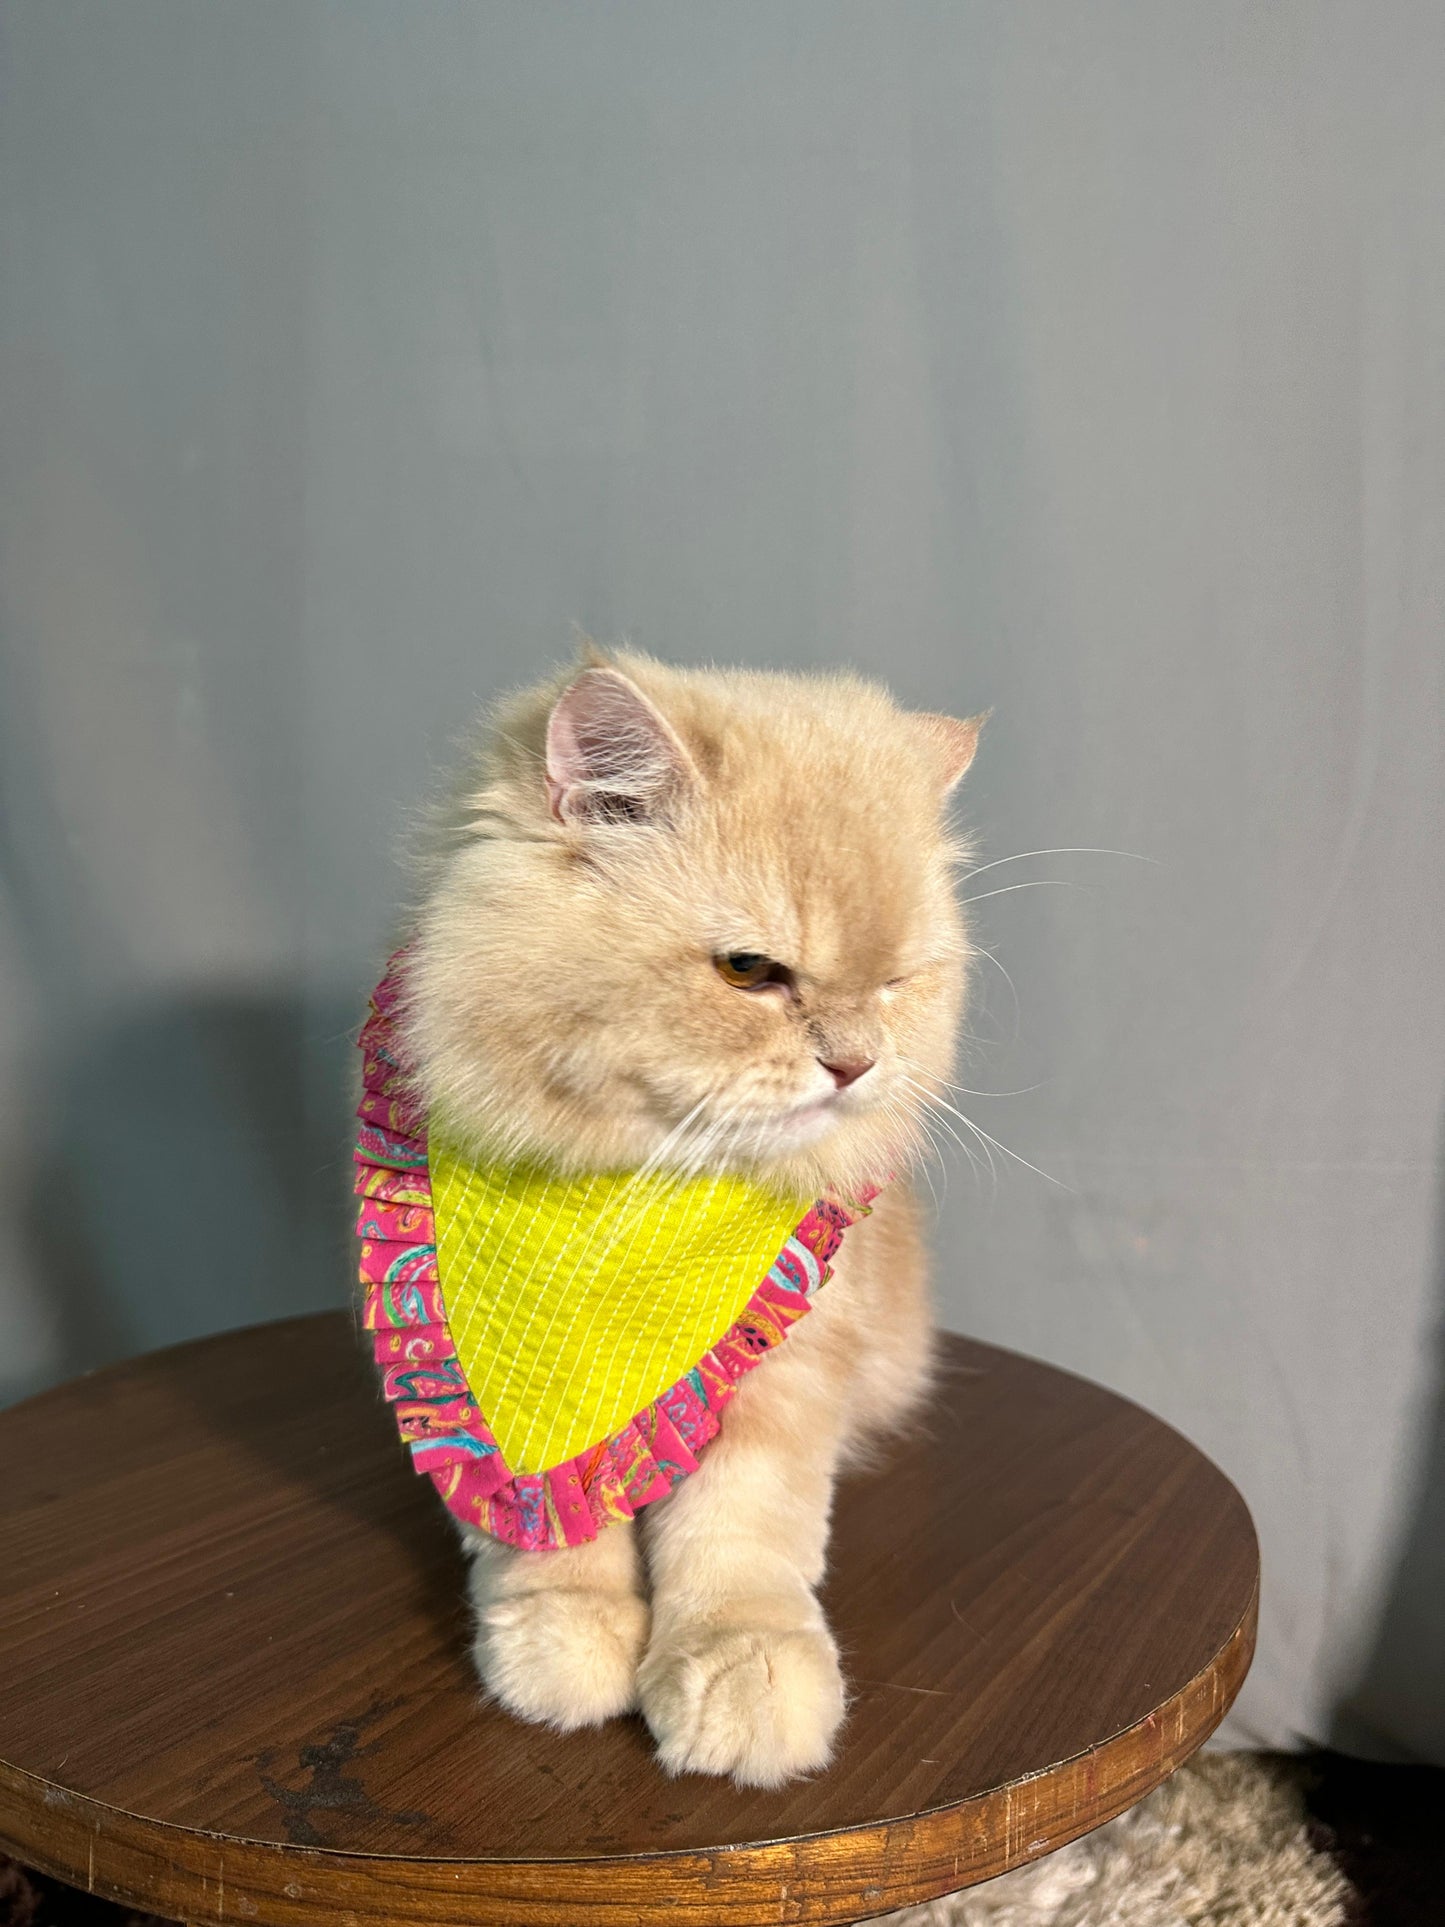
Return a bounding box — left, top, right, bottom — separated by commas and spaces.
2, 2, 1442, 1762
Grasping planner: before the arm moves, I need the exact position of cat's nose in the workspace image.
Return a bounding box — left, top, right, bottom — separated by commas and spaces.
820, 1056, 875, 1090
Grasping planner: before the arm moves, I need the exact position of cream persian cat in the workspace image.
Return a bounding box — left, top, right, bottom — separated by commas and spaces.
400, 649, 980, 1787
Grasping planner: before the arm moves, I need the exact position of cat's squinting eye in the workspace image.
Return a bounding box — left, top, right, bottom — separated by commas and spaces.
715, 952, 792, 992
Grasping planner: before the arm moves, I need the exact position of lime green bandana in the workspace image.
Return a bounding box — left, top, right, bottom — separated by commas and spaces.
430, 1142, 811, 1475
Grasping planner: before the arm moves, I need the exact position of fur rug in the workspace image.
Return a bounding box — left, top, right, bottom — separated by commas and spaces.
877, 1755, 1350, 1927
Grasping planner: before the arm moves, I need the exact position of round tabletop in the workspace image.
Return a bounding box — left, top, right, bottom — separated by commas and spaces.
0, 1314, 1257, 1927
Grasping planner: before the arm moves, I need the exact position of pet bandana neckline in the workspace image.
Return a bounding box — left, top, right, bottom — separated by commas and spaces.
355, 957, 881, 1549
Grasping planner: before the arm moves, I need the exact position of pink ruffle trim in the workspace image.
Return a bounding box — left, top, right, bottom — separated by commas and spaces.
354, 961, 878, 1549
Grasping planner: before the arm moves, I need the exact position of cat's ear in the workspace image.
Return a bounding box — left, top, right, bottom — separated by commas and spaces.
915, 710, 988, 791
545, 668, 697, 826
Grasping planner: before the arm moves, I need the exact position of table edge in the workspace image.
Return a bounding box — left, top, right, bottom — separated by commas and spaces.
0, 1570, 1258, 1926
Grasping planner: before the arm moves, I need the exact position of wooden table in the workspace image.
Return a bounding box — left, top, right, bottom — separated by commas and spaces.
0, 1314, 1257, 1926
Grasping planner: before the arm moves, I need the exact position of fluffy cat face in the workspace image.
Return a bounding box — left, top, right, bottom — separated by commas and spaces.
404, 653, 980, 1198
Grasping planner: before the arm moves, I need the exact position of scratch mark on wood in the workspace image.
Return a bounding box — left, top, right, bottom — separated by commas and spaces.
857, 1679, 951, 1697
949, 1597, 985, 1639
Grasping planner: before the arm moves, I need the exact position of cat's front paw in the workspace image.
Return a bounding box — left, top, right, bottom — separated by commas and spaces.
473, 1586, 650, 1731
638, 1618, 846, 1787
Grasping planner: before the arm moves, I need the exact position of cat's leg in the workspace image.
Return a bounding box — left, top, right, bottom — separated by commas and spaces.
636, 1332, 850, 1787
461, 1518, 649, 1730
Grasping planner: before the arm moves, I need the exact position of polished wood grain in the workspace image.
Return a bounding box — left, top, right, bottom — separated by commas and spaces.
0, 1314, 1257, 1926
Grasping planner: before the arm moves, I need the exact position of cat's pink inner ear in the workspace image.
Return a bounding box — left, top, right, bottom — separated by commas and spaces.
916, 710, 987, 790
544, 668, 696, 825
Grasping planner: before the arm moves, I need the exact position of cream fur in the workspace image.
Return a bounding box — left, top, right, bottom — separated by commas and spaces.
405, 649, 977, 1786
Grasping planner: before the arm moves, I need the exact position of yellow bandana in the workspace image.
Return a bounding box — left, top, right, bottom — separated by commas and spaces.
429, 1138, 812, 1476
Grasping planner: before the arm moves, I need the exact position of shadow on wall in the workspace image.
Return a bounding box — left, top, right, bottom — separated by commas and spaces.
19, 993, 356, 1396
1331, 1114, 1445, 1764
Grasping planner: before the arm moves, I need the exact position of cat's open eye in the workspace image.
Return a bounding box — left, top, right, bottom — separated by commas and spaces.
715, 952, 793, 993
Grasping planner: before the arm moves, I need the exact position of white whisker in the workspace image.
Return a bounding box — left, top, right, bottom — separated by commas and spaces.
924, 1102, 995, 1191
962, 879, 1084, 907
967, 944, 1021, 1048
961, 846, 1158, 884
885, 1094, 948, 1210
898, 1073, 1075, 1195
893, 1071, 993, 1191
898, 1053, 1043, 1100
